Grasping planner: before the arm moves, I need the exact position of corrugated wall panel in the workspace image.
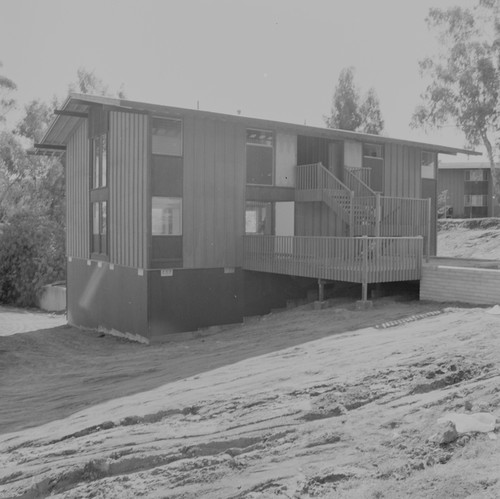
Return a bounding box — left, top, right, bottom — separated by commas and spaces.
384, 144, 421, 198
438, 169, 465, 216
183, 116, 245, 268
66, 122, 89, 259
295, 202, 344, 237
109, 111, 148, 269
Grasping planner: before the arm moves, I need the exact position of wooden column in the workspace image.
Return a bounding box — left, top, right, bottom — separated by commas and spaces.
375, 193, 381, 237
318, 278, 325, 302
349, 191, 355, 237
426, 197, 432, 263
362, 235, 368, 301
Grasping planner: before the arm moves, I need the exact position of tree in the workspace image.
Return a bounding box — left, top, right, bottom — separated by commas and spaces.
68, 67, 126, 98
325, 67, 361, 131
0, 61, 16, 124
325, 67, 384, 134
359, 88, 384, 135
412, 2, 500, 214
15, 99, 54, 143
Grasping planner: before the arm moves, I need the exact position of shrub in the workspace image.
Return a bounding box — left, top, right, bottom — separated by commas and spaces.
0, 212, 65, 307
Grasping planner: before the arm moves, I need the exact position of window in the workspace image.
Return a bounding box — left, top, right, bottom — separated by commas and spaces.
421, 151, 435, 179
152, 118, 182, 156
91, 201, 107, 254
92, 133, 107, 188
363, 143, 383, 158
246, 129, 274, 185
245, 202, 272, 235
465, 170, 487, 182
152, 197, 182, 235
90, 132, 108, 256
464, 195, 487, 207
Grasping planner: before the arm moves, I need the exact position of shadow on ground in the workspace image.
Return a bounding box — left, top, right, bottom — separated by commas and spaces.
0, 297, 443, 435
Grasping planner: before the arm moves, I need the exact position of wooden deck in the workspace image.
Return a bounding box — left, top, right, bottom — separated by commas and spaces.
243, 235, 423, 284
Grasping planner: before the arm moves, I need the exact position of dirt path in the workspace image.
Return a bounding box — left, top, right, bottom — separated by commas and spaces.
0, 297, 442, 435
1, 305, 500, 498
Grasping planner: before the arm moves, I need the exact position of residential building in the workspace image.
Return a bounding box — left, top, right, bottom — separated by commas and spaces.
34, 94, 478, 341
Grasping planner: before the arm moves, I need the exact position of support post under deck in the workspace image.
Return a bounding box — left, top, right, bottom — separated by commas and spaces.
356, 235, 373, 309
318, 279, 325, 302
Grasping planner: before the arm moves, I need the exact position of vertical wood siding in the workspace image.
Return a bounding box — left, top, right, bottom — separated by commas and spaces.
183, 115, 246, 268
66, 122, 89, 258
295, 201, 345, 237
383, 144, 421, 198
438, 169, 465, 216
109, 111, 149, 269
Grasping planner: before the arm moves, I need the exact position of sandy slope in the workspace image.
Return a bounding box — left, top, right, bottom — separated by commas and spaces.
2, 306, 500, 498
438, 219, 500, 259
0, 298, 438, 435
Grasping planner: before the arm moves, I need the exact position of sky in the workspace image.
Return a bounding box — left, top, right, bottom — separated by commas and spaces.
0, 0, 480, 161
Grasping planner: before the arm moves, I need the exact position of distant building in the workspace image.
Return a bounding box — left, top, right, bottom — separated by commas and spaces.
34, 94, 477, 341
438, 162, 493, 218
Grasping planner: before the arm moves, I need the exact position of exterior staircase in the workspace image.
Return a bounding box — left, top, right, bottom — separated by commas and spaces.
295, 162, 430, 241
296, 163, 380, 237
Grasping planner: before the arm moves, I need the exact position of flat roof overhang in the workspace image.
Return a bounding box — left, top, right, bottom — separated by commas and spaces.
35, 93, 482, 158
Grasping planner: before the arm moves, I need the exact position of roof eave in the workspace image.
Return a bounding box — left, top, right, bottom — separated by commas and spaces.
37, 94, 482, 157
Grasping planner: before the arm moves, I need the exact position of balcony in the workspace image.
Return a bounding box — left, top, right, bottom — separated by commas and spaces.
243, 235, 423, 299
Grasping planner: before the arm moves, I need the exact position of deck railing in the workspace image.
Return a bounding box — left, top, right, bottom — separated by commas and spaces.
243, 235, 423, 287
379, 196, 428, 237
296, 163, 351, 198
344, 166, 371, 187
295, 163, 431, 248
344, 167, 375, 198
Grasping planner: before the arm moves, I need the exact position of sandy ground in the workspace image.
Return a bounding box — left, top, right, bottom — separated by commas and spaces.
0, 306, 66, 337
2, 222, 500, 498
1, 305, 500, 498
0, 297, 438, 435
437, 219, 500, 260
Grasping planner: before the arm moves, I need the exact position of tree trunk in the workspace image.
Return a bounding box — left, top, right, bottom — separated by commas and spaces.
481, 131, 497, 217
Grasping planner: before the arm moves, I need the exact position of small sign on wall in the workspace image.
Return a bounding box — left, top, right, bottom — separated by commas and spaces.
161, 269, 173, 277
224, 267, 235, 274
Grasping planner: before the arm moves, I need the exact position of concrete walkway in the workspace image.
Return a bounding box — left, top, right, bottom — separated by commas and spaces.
0, 306, 67, 337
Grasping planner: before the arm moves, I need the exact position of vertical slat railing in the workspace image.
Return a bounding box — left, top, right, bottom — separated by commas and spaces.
344, 166, 372, 187
379, 197, 428, 238
344, 167, 376, 197
243, 235, 423, 283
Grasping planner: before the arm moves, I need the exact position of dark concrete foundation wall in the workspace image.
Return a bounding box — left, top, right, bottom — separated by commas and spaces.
243, 271, 317, 316
148, 268, 244, 338
67, 258, 148, 338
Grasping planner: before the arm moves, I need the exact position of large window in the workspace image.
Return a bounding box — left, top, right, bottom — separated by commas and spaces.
92, 133, 107, 188
152, 197, 182, 235
245, 201, 272, 235
464, 194, 487, 207
363, 143, 383, 158
421, 151, 436, 179
89, 112, 109, 258
91, 201, 107, 255
465, 170, 487, 182
246, 129, 274, 185
152, 118, 182, 156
